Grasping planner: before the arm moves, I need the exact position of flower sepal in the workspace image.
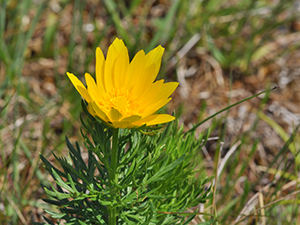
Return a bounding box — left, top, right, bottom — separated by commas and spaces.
134, 124, 164, 135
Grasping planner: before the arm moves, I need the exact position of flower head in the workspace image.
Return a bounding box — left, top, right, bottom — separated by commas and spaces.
67, 38, 178, 129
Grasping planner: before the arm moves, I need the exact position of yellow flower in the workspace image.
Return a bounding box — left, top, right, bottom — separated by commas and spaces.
67, 38, 178, 129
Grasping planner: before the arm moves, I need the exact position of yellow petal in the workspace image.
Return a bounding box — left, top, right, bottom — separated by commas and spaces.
104, 42, 118, 91
135, 46, 164, 97
126, 50, 145, 93
141, 98, 171, 116
112, 121, 135, 129
111, 37, 124, 50
114, 47, 129, 89
145, 45, 164, 80
134, 114, 175, 126
90, 101, 109, 122
121, 115, 142, 123
134, 63, 157, 98
145, 45, 164, 68
96, 47, 106, 92
108, 108, 123, 122
151, 82, 179, 104
85, 73, 102, 101
66, 72, 92, 103
137, 80, 164, 107
87, 104, 96, 117
105, 38, 127, 91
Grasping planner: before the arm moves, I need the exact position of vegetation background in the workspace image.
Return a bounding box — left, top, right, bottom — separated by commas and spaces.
0, 0, 300, 224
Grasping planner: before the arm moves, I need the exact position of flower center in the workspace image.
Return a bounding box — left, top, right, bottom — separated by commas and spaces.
110, 96, 129, 113
100, 88, 139, 118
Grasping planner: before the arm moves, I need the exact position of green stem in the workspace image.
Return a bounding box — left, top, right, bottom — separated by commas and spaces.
108, 128, 119, 225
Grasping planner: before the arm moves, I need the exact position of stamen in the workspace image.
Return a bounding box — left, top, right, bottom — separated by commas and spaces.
100, 88, 140, 117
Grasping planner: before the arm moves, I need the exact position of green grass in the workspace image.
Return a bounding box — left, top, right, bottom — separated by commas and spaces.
0, 0, 300, 224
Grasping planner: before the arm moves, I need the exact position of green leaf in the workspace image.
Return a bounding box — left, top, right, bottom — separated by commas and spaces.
145, 155, 185, 184
51, 168, 74, 193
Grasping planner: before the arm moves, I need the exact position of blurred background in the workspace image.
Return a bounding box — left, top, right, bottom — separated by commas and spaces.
0, 0, 300, 224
